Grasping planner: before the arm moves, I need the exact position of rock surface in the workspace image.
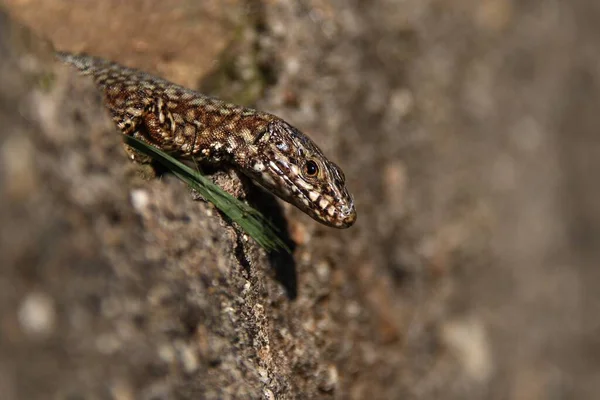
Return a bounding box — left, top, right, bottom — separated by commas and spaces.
1, 0, 600, 399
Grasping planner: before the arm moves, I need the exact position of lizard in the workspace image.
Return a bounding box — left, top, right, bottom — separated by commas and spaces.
56, 52, 356, 228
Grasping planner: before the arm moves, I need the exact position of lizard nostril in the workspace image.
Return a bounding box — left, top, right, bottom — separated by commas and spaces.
340, 204, 354, 217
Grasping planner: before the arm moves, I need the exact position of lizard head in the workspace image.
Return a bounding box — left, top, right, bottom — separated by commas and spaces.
244, 119, 357, 228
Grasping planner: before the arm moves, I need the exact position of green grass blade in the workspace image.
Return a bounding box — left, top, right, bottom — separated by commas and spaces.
123, 135, 291, 253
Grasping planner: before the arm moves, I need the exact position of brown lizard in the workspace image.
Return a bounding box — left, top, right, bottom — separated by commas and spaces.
57, 52, 356, 228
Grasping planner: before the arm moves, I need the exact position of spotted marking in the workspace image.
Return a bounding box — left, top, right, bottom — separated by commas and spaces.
126, 107, 143, 116
173, 113, 185, 124
276, 141, 289, 152
185, 109, 196, 121
184, 124, 196, 137
240, 128, 254, 143
296, 179, 314, 191
319, 197, 330, 210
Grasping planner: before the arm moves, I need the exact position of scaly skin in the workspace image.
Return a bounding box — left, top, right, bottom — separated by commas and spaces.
57, 52, 356, 228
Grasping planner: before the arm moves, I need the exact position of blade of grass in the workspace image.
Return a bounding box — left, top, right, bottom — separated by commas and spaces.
123, 135, 291, 253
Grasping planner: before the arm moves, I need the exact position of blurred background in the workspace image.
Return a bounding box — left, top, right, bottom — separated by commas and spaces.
1, 0, 599, 399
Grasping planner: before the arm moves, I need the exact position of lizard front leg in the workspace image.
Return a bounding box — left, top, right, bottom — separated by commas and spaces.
141, 97, 179, 150
116, 97, 176, 163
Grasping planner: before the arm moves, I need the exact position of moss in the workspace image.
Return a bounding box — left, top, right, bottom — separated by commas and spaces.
198, 1, 276, 107
34, 70, 56, 93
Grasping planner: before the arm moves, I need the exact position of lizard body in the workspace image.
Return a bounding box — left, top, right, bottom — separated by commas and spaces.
57, 52, 356, 228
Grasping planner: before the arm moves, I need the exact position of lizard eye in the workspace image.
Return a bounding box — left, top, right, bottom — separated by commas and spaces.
304, 160, 319, 177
